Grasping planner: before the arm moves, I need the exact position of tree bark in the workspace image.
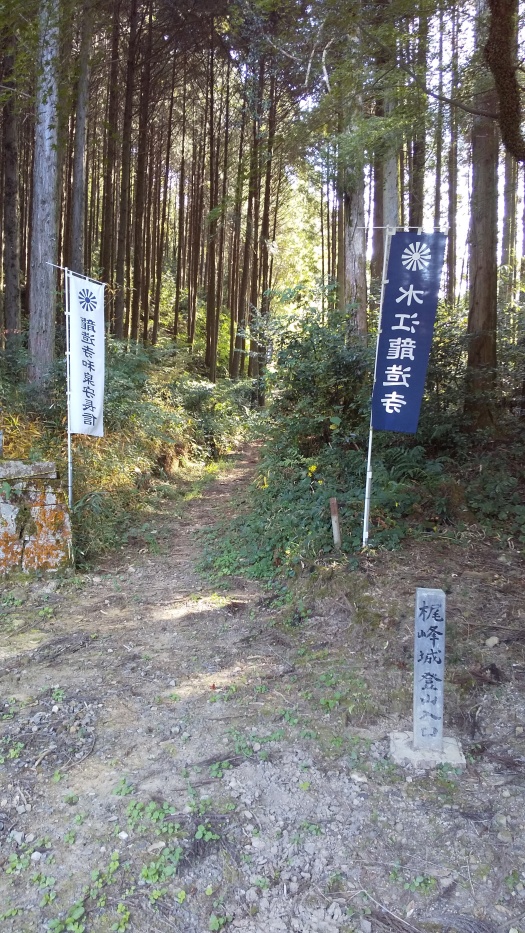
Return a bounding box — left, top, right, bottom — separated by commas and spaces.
28, 0, 60, 385
446, 6, 459, 306
69, 1, 93, 274
114, 0, 138, 339
466, 89, 499, 426
2, 44, 22, 350
131, 6, 153, 342
173, 58, 187, 339
152, 54, 177, 345
100, 0, 120, 309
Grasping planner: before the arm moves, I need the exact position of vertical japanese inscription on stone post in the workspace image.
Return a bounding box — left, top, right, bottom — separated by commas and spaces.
414, 588, 446, 751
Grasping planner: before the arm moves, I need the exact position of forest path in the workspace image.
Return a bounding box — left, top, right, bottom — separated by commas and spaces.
1, 445, 525, 933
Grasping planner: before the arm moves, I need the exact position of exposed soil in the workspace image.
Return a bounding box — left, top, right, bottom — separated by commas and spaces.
0, 444, 524, 933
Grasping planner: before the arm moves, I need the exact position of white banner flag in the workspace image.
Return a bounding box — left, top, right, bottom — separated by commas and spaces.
68, 272, 105, 436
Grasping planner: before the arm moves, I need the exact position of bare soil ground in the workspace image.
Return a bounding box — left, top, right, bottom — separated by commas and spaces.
0, 444, 524, 933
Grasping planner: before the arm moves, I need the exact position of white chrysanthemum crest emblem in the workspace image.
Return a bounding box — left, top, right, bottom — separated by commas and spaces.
78, 288, 97, 313
401, 242, 431, 271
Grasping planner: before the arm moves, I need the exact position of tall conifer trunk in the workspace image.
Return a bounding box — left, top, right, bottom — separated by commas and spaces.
466, 92, 499, 426
131, 6, 153, 342
28, 0, 60, 385
69, 1, 93, 274
174, 59, 187, 339
100, 0, 120, 321
2, 44, 22, 350
446, 8, 459, 306
114, 0, 138, 339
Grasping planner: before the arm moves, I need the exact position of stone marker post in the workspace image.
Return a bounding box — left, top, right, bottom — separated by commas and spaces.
413, 587, 446, 751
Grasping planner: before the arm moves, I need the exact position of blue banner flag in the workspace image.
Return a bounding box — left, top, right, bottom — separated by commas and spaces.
371, 231, 446, 434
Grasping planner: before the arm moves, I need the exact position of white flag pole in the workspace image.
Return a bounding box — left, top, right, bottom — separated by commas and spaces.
64, 268, 74, 509
362, 227, 395, 548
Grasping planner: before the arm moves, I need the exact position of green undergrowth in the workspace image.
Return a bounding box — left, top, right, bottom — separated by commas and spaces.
0, 339, 258, 565
202, 302, 525, 583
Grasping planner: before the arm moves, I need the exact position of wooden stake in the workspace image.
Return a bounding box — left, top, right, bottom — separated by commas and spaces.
330, 497, 342, 549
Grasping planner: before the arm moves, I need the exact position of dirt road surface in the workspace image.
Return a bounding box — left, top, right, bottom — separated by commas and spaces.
1, 446, 524, 933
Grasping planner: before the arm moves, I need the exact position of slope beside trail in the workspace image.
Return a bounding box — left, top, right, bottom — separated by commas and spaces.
0, 444, 524, 933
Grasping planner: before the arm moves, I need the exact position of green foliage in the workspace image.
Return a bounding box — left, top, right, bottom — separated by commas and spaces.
0, 336, 255, 566
140, 846, 183, 883
202, 295, 525, 580
113, 778, 135, 797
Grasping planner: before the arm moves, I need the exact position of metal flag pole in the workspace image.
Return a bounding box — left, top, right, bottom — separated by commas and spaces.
362, 227, 395, 548
64, 267, 74, 510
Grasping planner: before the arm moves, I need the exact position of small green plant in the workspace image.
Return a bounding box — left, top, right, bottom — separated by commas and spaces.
140, 846, 183, 884
300, 821, 322, 835
505, 869, 521, 891
39, 606, 55, 619
389, 861, 402, 883
0, 739, 24, 763
279, 708, 299, 726
113, 777, 134, 797
320, 691, 344, 711
64, 830, 76, 845
209, 914, 229, 931
327, 871, 343, 892
5, 851, 31, 874
149, 888, 167, 905
41, 889, 58, 907
48, 900, 86, 932
1, 593, 23, 608
195, 823, 220, 842
31, 872, 56, 889
0, 906, 23, 920
209, 760, 232, 779
403, 874, 437, 895
228, 729, 255, 757
111, 902, 131, 931
52, 769, 63, 783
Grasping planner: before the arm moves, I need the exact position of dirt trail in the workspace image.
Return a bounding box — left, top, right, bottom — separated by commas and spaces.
0, 445, 524, 933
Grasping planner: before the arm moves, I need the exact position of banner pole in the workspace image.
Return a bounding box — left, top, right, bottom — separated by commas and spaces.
362, 227, 395, 548
64, 268, 73, 510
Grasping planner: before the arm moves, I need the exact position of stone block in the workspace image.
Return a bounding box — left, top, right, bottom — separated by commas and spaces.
0, 462, 72, 574
389, 730, 466, 770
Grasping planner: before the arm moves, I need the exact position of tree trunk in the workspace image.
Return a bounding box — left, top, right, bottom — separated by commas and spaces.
131, 6, 152, 343
344, 173, 367, 337
173, 58, 187, 339
433, 10, 444, 229
100, 0, 120, 315
114, 0, 138, 339
69, 1, 93, 274
500, 149, 518, 310
2, 44, 22, 350
466, 89, 499, 427
152, 54, 177, 345
28, 0, 60, 385
446, 6, 458, 306
255, 68, 277, 404
408, 10, 427, 228
206, 26, 218, 380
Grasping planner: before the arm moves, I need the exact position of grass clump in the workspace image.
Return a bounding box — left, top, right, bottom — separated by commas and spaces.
0, 339, 256, 565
